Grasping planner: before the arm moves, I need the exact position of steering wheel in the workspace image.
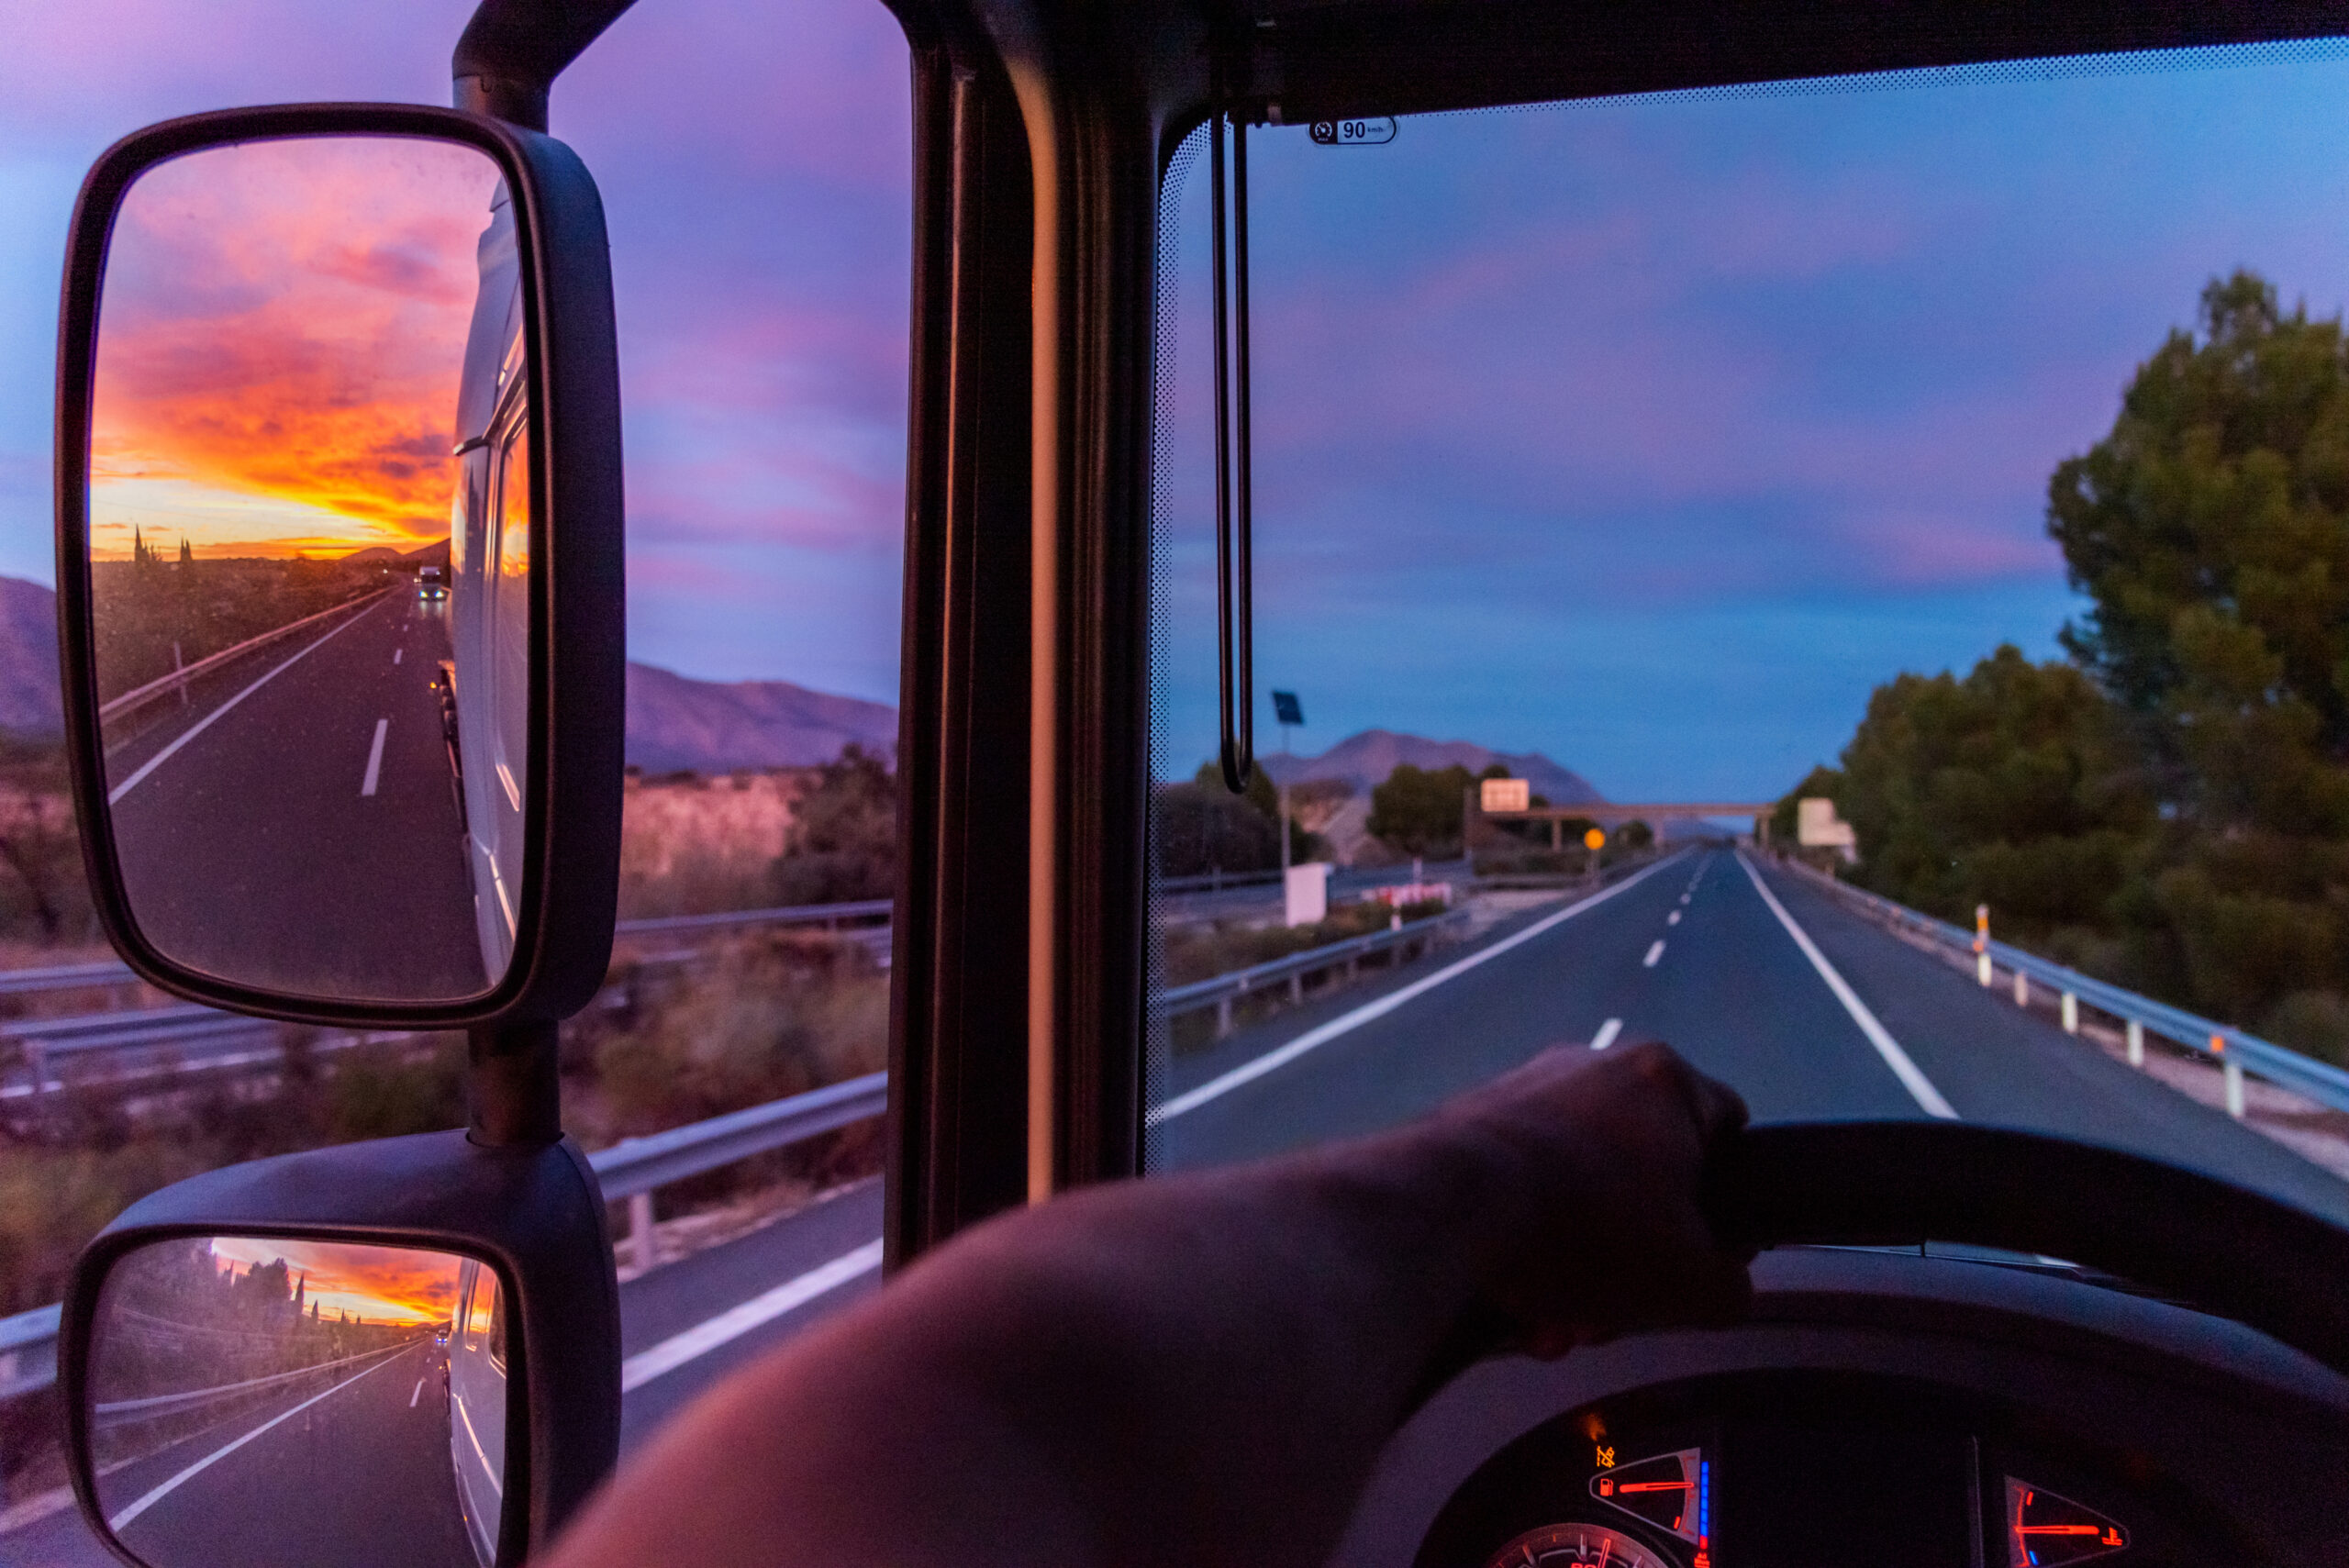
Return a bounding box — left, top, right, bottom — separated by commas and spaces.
1703, 1121, 2349, 1374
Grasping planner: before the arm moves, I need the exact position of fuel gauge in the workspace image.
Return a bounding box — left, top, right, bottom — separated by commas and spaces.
2006, 1479, 2128, 1567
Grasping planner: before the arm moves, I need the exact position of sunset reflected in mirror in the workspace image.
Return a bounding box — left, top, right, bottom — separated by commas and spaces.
88, 1236, 506, 1568
82, 135, 531, 1005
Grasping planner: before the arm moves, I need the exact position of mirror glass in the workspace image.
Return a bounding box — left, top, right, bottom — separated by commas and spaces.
86, 1236, 509, 1568
86, 135, 532, 1002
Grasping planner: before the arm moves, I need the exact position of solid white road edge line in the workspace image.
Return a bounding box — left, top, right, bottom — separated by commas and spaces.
1734, 852, 1959, 1120
1643, 940, 1665, 967
1590, 1018, 1623, 1051
360, 718, 388, 796
109, 1344, 409, 1531
1147, 852, 1688, 1126
108, 597, 387, 806
621, 1239, 885, 1393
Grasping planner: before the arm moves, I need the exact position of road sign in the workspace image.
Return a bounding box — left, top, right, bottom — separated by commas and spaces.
1584, 827, 1607, 851
1480, 777, 1530, 812
1272, 690, 1304, 727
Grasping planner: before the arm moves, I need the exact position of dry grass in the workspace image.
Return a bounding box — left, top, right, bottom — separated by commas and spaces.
618, 769, 812, 918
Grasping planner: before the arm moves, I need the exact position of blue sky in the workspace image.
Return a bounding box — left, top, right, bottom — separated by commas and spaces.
1154, 43, 2349, 798
6, 15, 2349, 800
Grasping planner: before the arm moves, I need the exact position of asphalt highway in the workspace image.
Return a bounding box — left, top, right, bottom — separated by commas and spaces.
16, 848, 2348, 1564
47, 1337, 475, 1568
102, 590, 488, 1003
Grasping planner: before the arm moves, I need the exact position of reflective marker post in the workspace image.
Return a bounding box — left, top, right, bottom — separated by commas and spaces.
1975, 904, 1992, 987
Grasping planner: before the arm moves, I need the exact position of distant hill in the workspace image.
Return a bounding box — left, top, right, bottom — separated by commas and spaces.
0, 577, 61, 738
626, 662, 896, 774
0, 575, 893, 767
1256, 728, 1603, 806
343, 539, 451, 567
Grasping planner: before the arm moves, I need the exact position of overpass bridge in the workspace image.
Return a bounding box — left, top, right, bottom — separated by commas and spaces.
1475, 799, 1776, 850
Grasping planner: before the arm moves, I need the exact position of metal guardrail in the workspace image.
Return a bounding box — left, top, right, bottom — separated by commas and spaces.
0, 1069, 896, 1404
1153, 906, 1471, 1038
1782, 858, 2349, 1118
0, 1304, 61, 1400
92, 1341, 406, 1425
99, 587, 392, 722
590, 1072, 888, 1201
0, 895, 1491, 1395
0, 898, 902, 1005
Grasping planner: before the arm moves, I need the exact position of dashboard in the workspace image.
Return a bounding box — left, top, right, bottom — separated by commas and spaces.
1420, 1371, 2212, 1568
1327, 1248, 2349, 1568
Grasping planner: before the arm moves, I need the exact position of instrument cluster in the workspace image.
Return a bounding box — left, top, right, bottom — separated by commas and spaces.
1417, 1372, 2250, 1568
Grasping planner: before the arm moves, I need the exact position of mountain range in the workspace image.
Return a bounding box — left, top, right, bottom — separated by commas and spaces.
624, 662, 896, 773
0, 577, 1602, 797
1256, 728, 1603, 805
0, 574, 898, 773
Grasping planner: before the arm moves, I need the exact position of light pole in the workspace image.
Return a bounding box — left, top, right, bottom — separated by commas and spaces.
1271, 689, 1304, 872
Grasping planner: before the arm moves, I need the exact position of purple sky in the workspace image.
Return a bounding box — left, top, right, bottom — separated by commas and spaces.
1155, 43, 2349, 797
0, 0, 914, 705
6, 15, 2349, 799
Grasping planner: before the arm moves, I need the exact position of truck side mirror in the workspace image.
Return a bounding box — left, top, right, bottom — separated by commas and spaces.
62, 1132, 620, 1568
55, 105, 624, 1027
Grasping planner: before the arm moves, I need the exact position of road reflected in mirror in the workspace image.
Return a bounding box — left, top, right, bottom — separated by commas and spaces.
87, 1237, 507, 1568
86, 135, 532, 1002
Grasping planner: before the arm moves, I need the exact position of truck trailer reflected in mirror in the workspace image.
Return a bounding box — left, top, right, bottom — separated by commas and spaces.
85, 1236, 509, 1568
83, 134, 533, 1004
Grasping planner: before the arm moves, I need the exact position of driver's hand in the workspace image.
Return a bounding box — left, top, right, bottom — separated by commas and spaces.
1429, 1040, 1753, 1354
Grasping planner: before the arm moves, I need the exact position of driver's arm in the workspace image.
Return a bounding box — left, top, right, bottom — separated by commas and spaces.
542, 1041, 1751, 1568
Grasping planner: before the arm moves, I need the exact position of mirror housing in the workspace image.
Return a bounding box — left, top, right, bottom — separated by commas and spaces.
55, 103, 624, 1029
61, 1130, 621, 1566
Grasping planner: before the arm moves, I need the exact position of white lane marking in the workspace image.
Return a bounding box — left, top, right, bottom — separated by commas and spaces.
1590, 1018, 1623, 1051
393, 648, 403, 665
1149, 853, 1688, 1125
109, 1346, 406, 1530
409, 1378, 423, 1408
621, 1239, 884, 1393
1667, 910, 1682, 926
1734, 852, 1959, 1119
1679, 894, 1691, 906
360, 718, 388, 796
1643, 940, 1665, 967
108, 599, 386, 806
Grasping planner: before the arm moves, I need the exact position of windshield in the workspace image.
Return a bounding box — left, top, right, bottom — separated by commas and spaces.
1142, 40, 2349, 1220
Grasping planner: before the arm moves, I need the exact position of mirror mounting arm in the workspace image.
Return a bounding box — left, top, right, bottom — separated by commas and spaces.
470, 1020, 562, 1148
452, 0, 643, 130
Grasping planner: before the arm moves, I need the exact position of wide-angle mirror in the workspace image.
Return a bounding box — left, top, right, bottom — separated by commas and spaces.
82, 1235, 512, 1568
80, 134, 535, 1003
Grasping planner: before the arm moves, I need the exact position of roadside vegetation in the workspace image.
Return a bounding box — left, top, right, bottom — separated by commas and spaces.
90, 550, 390, 702
1784, 272, 2349, 1065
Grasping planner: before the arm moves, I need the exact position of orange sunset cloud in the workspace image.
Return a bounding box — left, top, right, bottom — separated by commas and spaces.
210, 1237, 468, 1326
90, 135, 503, 559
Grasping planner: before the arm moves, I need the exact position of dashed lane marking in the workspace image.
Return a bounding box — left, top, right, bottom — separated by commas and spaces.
1643, 940, 1665, 967
1734, 852, 1958, 1120
1148, 853, 1690, 1125
1590, 1018, 1623, 1051
108, 597, 388, 806
1667, 910, 1681, 926
360, 718, 388, 796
